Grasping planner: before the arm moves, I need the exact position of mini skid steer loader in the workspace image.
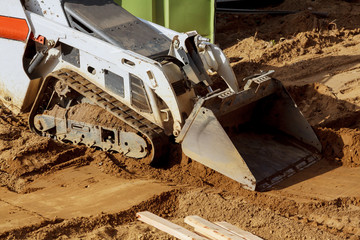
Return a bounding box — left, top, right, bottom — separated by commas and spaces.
0, 0, 321, 191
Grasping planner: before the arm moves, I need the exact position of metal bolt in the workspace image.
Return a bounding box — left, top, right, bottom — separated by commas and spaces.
47, 39, 55, 47
174, 39, 180, 49
197, 36, 210, 42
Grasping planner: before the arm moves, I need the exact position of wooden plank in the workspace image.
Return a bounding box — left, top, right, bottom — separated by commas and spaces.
136, 211, 209, 240
185, 216, 246, 240
215, 222, 263, 240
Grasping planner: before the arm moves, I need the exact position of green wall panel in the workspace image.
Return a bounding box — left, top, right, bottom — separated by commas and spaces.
114, 0, 215, 41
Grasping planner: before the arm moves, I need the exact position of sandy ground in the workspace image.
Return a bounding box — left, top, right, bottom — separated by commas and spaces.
2, 0, 360, 239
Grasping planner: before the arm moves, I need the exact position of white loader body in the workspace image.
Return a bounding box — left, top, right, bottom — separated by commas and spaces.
0, 0, 322, 191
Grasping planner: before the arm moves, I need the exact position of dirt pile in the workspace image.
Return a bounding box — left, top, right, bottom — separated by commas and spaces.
224, 28, 360, 81
315, 127, 360, 167
287, 83, 360, 166
219, 0, 360, 83
0, 121, 91, 193
288, 83, 351, 126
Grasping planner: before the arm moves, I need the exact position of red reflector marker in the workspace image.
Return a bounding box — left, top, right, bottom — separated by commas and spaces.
0, 16, 29, 41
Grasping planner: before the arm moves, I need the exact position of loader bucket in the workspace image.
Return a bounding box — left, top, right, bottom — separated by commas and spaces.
177, 77, 321, 191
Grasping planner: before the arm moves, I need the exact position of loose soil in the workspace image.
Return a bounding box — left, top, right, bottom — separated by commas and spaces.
2, 0, 360, 239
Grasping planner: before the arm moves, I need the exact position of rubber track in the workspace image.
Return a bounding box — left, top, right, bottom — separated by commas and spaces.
47, 69, 168, 162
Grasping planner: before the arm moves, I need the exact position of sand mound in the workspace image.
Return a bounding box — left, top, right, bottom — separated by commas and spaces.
288, 83, 348, 126
287, 83, 360, 167
316, 127, 360, 167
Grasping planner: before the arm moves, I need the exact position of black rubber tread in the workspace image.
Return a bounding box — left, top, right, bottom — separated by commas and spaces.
30, 69, 168, 163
